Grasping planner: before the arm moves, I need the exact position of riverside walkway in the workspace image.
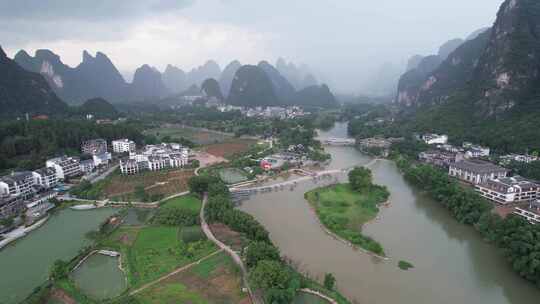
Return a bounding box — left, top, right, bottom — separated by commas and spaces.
200, 193, 262, 304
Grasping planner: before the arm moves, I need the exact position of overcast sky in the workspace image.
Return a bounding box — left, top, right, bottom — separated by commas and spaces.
1, 0, 501, 93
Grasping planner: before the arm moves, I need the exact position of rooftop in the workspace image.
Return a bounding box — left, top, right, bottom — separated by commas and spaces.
451, 160, 508, 174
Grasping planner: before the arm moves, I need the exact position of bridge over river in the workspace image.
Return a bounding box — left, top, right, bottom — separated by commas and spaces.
230, 158, 379, 200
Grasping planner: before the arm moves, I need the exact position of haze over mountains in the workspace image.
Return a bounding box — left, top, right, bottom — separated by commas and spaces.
11, 48, 326, 106
394, 0, 540, 150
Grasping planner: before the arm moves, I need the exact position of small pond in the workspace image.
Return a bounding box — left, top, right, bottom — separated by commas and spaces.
71, 253, 127, 300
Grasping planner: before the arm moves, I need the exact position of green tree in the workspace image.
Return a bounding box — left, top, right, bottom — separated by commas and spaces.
348, 167, 372, 192
49, 259, 69, 281
249, 260, 291, 290
245, 241, 281, 268
324, 273, 336, 290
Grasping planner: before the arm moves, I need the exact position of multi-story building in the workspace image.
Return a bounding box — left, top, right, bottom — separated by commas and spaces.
419, 150, 464, 168
475, 176, 539, 204
0, 172, 35, 199
422, 134, 448, 145
32, 167, 58, 189
0, 195, 24, 220
514, 200, 540, 224
79, 159, 96, 174
46, 156, 82, 180
92, 152, 112, 167
500, 154, 539, 165
81, 139, 108, 155
112, 139, 136, 153
465, 146, 490, 159
119, 159, 140, 175
449, 160, 508, 185
119, 143, 189, 175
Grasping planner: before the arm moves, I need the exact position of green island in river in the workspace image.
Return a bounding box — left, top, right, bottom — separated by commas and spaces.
305, 167, 389, 256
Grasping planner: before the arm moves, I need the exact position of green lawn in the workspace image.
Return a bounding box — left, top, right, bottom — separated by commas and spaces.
305, 184, 389, 256
129, 226, 216, 287
135, 252, 245, 304
160, 195, 202, 213
137, 283, 209, 304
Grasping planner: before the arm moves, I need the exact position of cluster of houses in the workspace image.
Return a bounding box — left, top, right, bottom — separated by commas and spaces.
119, 143, 190, 175
0, 138, 135, 223
216, 105, 310, 120
418, 134, 540, 224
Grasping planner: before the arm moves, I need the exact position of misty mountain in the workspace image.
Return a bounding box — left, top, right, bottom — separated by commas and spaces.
162, 64, 187, 94
14, 49, 128, 104
438, 39, 464, 60
0, 46, 68, 117
185, 60, 221, 88
275, 58, 318, 90
398, 0, 540, 151
406, 55, 425, 72
77, 97, 119, 119
227, 65, 279, 107
294, 84, 337, 108
396, 29, 492, 106
258, 61, 296, 103
201, 78, 224, 101
129, 64, 169, 101
219, 60, 242, 98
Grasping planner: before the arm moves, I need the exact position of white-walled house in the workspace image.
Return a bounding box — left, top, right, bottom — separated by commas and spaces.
32, 167, 58, 189
475, 176, 539, 204
449, 160, 508, 185
112, 139, 136, 153
120, 143, 190, 175
422, 134, 448, 145
46, 156, 82, 180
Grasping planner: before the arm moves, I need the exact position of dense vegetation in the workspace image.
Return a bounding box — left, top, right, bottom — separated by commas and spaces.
305, 167, 389, 256
396, 156, 540, 287
191, 175, 351, 303
0, 119, 145, 172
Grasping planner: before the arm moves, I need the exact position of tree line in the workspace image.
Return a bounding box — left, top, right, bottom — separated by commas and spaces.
0, 119, 146, 172
188, 175, 349, 303
396, 156, 540, 287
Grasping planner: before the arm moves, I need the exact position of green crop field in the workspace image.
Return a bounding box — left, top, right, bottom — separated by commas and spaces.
160, 195, 202, 213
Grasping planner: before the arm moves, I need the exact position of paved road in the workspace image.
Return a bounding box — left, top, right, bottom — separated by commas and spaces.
200, 193, 261, 304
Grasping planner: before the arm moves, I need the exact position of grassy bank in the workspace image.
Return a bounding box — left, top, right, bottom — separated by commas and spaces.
305, 183, 389, 256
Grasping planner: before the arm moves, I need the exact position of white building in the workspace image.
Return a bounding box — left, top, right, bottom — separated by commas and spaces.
475, 176, 539, 204
46, 156, 82, 180
422, 134, 448, 145
465, 145, 490, 159
92, 152, 112, 167
32, 168, 58, 189
500, 154, 539, 164
120, 143, 189, 175
112, 139, 136, 153
514, 201, 540, 224
80, 159, 96, 174
0, 172, 35, 199
449, 160, 508, 185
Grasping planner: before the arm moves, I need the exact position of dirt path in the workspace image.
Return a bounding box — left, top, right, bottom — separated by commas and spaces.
200, 194, 262, 304
129, 249, 223, 296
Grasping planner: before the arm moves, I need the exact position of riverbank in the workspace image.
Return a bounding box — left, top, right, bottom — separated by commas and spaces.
305, 183, 389, 257
0, 216, 50, 250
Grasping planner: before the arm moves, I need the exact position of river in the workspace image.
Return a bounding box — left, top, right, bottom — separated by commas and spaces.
0, 208, 116, 304
239, 122, 540, 304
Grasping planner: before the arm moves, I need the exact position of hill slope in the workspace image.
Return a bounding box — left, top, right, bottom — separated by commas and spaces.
0, 46, 68, 118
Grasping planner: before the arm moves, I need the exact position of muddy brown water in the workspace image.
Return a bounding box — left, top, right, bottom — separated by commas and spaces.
239, 123, 540, 304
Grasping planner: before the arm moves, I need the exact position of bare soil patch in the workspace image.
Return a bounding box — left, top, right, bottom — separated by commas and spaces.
204, 139, 256, 159
210, 223, 246, 252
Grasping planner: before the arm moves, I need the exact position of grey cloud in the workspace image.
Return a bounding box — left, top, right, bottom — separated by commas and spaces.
0, 0, 194, 21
